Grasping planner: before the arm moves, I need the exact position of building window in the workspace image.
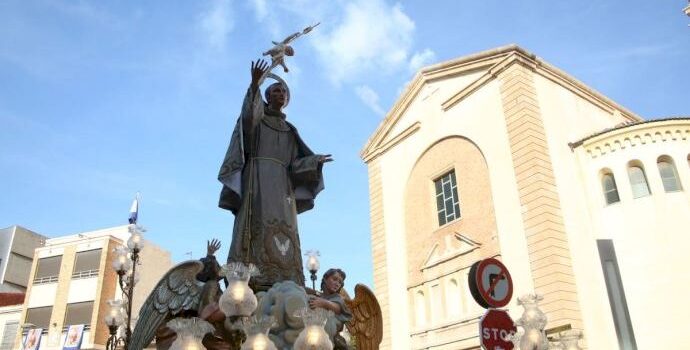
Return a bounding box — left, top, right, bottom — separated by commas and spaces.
601, 172, 620, 205
434, 170, 461, 226
34, 256, 62, 284
657, 157, 682, 192
627, 164, 650, 198
72, 249, 102, 279
1, 321, 19, 349
415, 291, 426, 327
25, 306, 53, 329
64, 301, 94, 328
597, 240, 637, 350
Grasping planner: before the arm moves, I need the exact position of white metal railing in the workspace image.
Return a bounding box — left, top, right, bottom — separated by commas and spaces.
71, 269, 99, 279
33, 275, 59, 284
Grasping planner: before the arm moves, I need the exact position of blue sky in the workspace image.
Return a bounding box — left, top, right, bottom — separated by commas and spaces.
1, 0, 688, 293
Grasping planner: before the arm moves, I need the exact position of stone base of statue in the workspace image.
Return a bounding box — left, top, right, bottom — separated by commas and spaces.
255, 281, 309, 348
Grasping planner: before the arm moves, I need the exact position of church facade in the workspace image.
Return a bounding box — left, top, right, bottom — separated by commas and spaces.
361, 45, 690, 349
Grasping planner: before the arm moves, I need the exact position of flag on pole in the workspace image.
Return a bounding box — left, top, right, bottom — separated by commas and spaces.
128, 193, 140, 224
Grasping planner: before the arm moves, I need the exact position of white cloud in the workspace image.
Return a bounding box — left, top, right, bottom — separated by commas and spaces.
409, 48, 436, 72
355, 85, 385, 116
199, 0, 234, 50
312, 1, 415, 84
246, 0, 430, 85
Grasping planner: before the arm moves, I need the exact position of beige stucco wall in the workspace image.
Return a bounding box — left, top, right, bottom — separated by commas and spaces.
369, 68, 540, 349
361, 46, 671, 349
572, 120, 690, 349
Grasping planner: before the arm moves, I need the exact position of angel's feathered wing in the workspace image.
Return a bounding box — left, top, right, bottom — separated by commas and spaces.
129, 260, 204, 350
344, 284, 383, 350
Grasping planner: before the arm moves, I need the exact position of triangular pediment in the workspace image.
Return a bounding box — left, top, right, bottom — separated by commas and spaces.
360, 44, 642, 163
421, 232, 481, 270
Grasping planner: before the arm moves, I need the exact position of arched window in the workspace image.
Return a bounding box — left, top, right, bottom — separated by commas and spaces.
415, 291, 426, 327
627, 163, 651, 198
446, 279, 461, 319
658, 156, 682, 192
601, 171, 620, 205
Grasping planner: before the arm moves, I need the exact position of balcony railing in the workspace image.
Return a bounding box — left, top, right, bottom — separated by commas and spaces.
72, 269, 99, 279
33, 275, 59, 284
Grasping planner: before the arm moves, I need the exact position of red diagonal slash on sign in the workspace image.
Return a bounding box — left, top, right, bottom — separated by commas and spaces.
487, 270, 506, 297
475, 258, 514, 308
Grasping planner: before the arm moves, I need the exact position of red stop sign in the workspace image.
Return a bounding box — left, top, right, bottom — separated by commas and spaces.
479, 309, 516, 350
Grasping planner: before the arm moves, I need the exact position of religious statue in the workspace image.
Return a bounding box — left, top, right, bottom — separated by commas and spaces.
129, 25, 384, 350
217, 58, 332, 291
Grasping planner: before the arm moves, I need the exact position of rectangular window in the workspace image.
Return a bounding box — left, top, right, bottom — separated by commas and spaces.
34, 256, 62, 284
597, 240, 637, 350
64, 301, 94, 327
72, 249, 102, 279
25, 306, 53, 329
1, 321, 19, 349
434, 170, 461, 226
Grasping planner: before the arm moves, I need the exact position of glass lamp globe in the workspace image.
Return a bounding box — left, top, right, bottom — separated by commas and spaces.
127, 225, 145, 250
167, 318, 214, 350
240, 316, 277, 350
111, 247, 131, 273
218, 263, 259, 317
305, 250, 320, 272
104, 300, 124, 327
293, 308, 333, 350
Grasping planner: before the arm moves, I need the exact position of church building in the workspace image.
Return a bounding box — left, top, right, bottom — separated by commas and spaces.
361, 45, 690, 349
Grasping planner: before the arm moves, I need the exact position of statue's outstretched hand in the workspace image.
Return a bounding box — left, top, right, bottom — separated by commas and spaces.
250, 59, 269, 91
206, 239, 221, 256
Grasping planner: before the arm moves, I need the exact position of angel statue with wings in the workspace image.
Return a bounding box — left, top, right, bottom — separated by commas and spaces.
262, 22, 320, 72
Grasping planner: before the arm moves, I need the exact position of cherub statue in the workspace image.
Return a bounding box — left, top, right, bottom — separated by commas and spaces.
262, 22, 320, 73
308, 268, 352, 349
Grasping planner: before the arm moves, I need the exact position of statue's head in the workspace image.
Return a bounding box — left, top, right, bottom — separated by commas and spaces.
264, 82, 289, 110
320, 268, 346, 294
285, 45, 294, 56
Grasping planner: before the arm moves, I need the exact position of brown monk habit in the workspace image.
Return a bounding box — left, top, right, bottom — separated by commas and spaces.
218, 85, 325, 290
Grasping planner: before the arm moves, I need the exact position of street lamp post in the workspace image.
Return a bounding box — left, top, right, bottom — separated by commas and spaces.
106, 194, 145, 350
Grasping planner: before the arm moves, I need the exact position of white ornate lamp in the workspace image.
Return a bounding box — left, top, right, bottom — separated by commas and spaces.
293, 308, 333, 350
105, 300, 124, 350
167, 317, 215, 350
127, 224, 145, 251
240, 316, 277, 350
219, 263, 260, 317
111, 246, 131, 273
305, 250, 320, 291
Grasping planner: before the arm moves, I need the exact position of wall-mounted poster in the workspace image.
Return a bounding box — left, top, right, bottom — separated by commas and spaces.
62, 325, 85, 350
22, 328, 43, 350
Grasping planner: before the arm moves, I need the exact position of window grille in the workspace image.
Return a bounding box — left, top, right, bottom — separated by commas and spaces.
434, 171, 461, 226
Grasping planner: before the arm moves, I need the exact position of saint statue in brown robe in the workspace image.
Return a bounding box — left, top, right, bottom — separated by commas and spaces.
217, 60, 332, 290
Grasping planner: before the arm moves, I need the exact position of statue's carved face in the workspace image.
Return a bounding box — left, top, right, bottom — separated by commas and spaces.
267, 84, 287, 109
324, 272, 344, 295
